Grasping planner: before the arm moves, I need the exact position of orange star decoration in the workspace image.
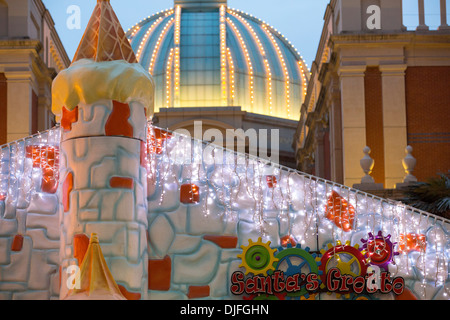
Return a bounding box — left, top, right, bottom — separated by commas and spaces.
325, 191, 356, 232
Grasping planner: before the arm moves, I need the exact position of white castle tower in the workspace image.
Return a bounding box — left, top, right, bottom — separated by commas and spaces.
52, 0, 154, 300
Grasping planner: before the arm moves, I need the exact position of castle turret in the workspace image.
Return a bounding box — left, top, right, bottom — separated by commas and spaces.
53, 0, 154, 300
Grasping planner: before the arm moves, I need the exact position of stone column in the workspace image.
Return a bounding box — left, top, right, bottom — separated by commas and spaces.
439, 0, 450, 30
417, 0, 429, 31
329, 76, 343, 185
4, 71, 33, 142
379, 64, 408, 188
338, 65, 367, 187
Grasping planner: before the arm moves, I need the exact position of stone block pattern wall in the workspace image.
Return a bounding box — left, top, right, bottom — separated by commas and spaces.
0, 125, 449, 300
144, 128, 450, 300
0, 128, 61, 299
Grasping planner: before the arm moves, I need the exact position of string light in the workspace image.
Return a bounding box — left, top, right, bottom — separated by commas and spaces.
262, 23, 291, 119
174, 5, 181, 104
149, 17, 174, 75
227, 17, 255, 110
0, 123, 449, 299
136, 16, 164, 62
229, 9, 273, 115
220, 5, 228, 106
226, 47, 235, 102
165, 48, 175, 108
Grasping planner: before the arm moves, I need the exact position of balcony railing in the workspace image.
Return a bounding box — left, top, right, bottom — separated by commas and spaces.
403, 0, 450, 31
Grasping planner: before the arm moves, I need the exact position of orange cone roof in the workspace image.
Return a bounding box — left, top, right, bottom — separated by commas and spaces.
65, 233, 126, 300
72, 0, 137, 63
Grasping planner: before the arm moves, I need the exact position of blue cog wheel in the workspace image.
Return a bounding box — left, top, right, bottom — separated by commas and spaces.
271, 243, 322, 299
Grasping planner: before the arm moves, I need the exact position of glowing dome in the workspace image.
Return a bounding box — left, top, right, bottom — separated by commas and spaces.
126, 0, 309, 120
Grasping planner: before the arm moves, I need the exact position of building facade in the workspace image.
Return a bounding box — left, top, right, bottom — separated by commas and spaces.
0, 0, 70, 145
294, 0, 450, 188
126, 0, 309, 168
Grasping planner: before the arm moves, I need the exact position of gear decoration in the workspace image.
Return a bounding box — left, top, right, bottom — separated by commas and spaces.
271, 243, 322, 299
319, 240, 370, 299
237, 238, 278, 276
361, 231, 400, 271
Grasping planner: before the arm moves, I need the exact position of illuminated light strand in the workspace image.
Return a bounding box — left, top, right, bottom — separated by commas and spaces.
149, 17, 175, 75
262, 24, 291, 119
127, 8, 174, 40
174, 47, 180, 104
136, 16, 164, 62
220, 5, 228, 106
128, 26, 141, 40
0, 122, 449, 297
227, 17, 255, 109
174, 6, 181, 45
226, 47, 235, 102
298, 60, 309, 98
165, 48, 175, 108
174, 5, 182, 104
229, 10, 273, 115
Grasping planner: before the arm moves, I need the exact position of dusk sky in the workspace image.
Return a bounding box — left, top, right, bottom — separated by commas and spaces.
42, 0, 447, 68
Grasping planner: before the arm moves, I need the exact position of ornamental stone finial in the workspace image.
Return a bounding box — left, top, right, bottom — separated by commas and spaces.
360, 146, 375, 184
402, 145, 418, 183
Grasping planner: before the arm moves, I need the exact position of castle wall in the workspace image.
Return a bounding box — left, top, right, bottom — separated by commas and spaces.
0, 125, 449, 300
0, 128, 61, 299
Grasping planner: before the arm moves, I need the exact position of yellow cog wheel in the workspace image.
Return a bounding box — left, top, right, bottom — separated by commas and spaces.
237, 238, 279, 276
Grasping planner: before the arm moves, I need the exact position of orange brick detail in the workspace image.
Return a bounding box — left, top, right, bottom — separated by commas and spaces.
61, 106, 79, 131
73, 234, 90, 265
395, 287, 418, 300
203, 235, 238, 248
118, 285, 141, 300
148, 127, 172, 155
325, 191, 355, 232
280, 235, 297, 247
105, 100, 133, 138
266, 175, 277, 188
109, 176, 134, 189
41, 167, 59, 194
187, 285, 210, 299
180, 184, 200, 204
63, 172, 74, 212
203, 235, 238, 249
25, 145, 60, 194
398, 234, 426, 253
148, 255, 171, 291
26, 145, 59, 169
11, 234, 24, 251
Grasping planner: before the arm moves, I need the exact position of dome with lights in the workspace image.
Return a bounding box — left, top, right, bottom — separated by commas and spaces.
126, 0, 309, 120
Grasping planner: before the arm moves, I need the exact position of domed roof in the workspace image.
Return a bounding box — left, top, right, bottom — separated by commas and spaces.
126, 0, 309, 120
